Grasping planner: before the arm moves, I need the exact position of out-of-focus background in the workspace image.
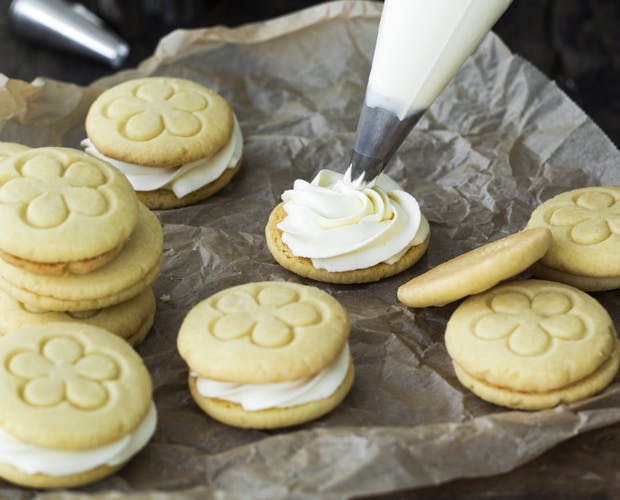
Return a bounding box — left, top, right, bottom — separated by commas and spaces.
0, 0, 618, 147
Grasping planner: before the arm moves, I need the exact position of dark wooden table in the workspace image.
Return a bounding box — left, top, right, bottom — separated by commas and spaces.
0, 1, 619, 498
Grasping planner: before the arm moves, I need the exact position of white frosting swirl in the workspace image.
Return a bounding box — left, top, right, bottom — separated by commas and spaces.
0, 403, 157, 476
278, 169, 429, 272
82, 115, 243, 198
194, 344, 350, 411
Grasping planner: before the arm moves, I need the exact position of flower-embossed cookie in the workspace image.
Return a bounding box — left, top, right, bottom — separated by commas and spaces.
526, 186, 620, 291
398, 228, 551, 307
0, 287, 155, 346
0, 147, 138, 275
0, 204, 162, 311
0, 322, 156, 488
446, 280, 619, 410
84, 77, 243, 209
177, 281, 354, 429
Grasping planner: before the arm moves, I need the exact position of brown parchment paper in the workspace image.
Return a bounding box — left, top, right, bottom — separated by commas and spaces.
1, 1, 620, 498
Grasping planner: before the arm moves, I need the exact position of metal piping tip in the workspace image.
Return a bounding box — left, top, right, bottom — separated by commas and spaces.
350, 101, 425, 183
9, 0, 129, 68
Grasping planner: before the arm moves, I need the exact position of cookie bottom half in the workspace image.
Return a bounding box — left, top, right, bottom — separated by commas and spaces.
137, 160, 241, 210
453, 341, 620, 410
266, 203, 430, 284
532, 262, 620, 292
189, 360, 355, 429
0, 461, 121, 489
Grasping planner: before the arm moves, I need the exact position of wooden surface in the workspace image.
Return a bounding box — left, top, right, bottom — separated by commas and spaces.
0, 1, 618, 497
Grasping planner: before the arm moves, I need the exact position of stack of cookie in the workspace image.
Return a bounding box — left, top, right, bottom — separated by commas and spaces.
0, 145, 163, 346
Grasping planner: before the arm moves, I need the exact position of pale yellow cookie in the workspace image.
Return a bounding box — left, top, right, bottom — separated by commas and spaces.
0, 147, 138, 272
86, 77, 233, 168
0, 287, 155, 346
0, 322, 156, 488
445, 280, 618, 410
526, 186, 620, 284
178, 281, 353, 428
0, 142, 29, 159
0, 204, 162, 311
397, 228, 551, 307
266, 203, 430, 284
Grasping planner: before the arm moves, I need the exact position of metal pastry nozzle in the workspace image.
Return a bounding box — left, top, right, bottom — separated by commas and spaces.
9, 0, 129, 68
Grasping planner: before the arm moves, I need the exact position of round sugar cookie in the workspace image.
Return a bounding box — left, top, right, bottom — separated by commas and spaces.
178, 281, 354, 428
398, 228, 551, 307
0, 323, 155, 488
445, 280, 618, 409
266, 203, 430, 284
0, 142, 29, 159
0, 147, 138, 270
0, 287, 155, 346
526, 186, 620, 278
0, 204, 162, 311
86, 77, 234, 168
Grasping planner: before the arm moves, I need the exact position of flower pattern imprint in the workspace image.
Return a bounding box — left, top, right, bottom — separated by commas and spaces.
0, 153, 109, 229
8, 336, 119, 409
103, 80, 209, 141
544, 190, 620, 245
473, 290, 587, 356
211, 286, 322, 348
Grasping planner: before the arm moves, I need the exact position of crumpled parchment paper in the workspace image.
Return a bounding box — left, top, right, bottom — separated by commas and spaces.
0, 1, 619, 498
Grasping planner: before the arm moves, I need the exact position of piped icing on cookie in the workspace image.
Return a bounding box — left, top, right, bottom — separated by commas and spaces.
277, 169, 429, 272
193, 345, 350, 411
0, 404, 156, 476
81, 115, 243, 198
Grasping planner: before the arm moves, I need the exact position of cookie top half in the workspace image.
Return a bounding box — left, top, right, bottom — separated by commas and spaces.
0, 147, 138, 263
0, 322, 152, 450
178, 282, 350, 384
526, 186, 620, 277
86, 77, 234, 167
446, 280, 616, 393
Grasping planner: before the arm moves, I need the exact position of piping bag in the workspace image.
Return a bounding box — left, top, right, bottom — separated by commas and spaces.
349, 0, 512, 182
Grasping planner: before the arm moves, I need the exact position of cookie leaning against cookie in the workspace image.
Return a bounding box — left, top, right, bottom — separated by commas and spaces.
177, 281, 354, 429
0, 322, 156, 488
397, 228, 552, 307
266, 169, 430, 284
446, 280, 619, 410
526, 186, 620, 291
0, 204, 163, 312
0, 287, 156, 347
0, 146, 139, 275
83, 77, 243, 209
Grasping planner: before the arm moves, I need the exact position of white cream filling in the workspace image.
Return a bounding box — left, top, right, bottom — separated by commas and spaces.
277, 168, 429, 272
0, 403, 157, 476
82, 115, 243, 198
193, 344, 350, 411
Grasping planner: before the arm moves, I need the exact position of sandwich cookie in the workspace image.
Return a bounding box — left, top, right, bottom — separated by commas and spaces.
526, 186, 620, 291
266, 169, 430, 284
0, 287, 156, 347
0, 147, 138, 275
445, 280, 619, 410
397, 228, 552, 307
84, 77, 243, 209
0, 204, 163, 311
0, 322, 156, 488
178, 281, 354, 429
